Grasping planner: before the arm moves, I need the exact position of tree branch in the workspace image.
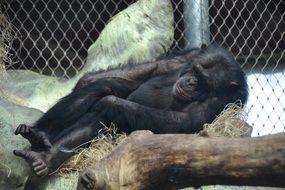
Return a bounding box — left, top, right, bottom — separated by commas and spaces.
77, 131, 285, 190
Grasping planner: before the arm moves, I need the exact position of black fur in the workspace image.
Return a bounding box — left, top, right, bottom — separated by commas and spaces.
14, 44, 248, 176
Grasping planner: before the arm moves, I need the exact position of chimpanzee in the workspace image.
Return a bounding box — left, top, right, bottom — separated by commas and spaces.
13, 44, 248, 177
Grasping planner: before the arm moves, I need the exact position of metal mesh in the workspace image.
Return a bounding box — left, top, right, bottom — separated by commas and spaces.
2, 0, 136, 77
208, 0, 285, 136
1, 0, 285, 136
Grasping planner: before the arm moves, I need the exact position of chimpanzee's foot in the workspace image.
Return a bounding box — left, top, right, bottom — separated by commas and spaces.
14, 124, 52, 149
13, 149, 50, 177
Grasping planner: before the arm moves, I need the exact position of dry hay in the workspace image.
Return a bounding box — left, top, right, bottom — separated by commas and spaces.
202, 102, 252, 137
0, 13, 14, 79
59, 122, 127, 174
58, 102, 250, 174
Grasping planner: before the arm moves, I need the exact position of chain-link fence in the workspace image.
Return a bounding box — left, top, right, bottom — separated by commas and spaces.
210, 0, 284, 137
1, 0, 285, 136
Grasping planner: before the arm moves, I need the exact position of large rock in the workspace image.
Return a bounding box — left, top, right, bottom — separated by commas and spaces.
0, 99, 43, 189
78, 0, 174, 79
0, 70, 73, 112
0, 74, 80, 190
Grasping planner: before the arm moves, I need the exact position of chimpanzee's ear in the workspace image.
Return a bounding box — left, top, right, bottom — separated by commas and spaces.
201, 43, 208, 50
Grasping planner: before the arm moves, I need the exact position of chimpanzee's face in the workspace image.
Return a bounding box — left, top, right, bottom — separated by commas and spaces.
172, 43, 245, 103
172, 63, 205, 102
172, 47, 227, 102
172, 74, 198, 102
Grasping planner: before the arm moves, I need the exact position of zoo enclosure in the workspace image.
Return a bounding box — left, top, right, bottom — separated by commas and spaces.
1, 0, 285, 136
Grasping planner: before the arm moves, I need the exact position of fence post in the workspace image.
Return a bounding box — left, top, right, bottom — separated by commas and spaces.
183, 0, 210, 50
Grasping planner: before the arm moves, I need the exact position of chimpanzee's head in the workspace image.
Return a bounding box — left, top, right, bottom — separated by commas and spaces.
172, 44, 248, 104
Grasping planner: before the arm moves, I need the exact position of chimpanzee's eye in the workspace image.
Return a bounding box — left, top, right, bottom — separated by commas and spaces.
201, 61, 217, 69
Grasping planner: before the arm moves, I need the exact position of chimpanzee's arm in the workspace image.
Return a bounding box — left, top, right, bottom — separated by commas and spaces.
74, 50, 197, 90
91, 95, 207, 134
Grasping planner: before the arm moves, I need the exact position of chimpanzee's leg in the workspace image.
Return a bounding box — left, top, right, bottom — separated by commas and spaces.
14, 124, 51, 150
14, 78, 138, 149
92, 95, 193, 134
92, 95, 221, 134
14, 112, 106, 177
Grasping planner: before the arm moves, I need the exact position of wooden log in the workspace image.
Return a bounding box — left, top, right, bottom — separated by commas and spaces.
77, 131, 285, 190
